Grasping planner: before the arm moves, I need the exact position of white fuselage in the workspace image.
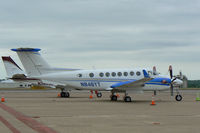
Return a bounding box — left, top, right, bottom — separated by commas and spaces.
35, 68, 171, 92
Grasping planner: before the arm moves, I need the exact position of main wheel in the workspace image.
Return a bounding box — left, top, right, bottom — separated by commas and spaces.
111, 95, 117, 101
60, 92, 66, 98
65, 92, 70, 98
60, 92, 70, 98
96, 92, 102, 98
124, 96, 132, 102
175, 94, 182, 101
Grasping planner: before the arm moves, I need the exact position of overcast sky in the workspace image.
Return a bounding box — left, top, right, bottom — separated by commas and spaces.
0, 0, 200, 80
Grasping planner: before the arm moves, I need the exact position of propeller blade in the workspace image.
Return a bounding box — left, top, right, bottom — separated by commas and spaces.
169, 65, 173, 79
170, 84, 174, 96
153, 66, 156, 75
180, 71, 183, 79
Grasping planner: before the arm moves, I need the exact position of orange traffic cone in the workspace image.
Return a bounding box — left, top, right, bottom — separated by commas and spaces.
151, 95, 156, 105
1, 97, 5, 102
57, 93, 61, 97
89, 95, 93, 99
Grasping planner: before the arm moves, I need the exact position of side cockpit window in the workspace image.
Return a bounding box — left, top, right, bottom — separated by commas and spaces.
78, 73, 82, 78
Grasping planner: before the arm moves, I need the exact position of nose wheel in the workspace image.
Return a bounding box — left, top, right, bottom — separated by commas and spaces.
175, 89, 182, 101
175, 94, 182, 101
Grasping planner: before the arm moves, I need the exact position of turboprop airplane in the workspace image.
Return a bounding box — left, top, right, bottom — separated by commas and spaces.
1, 56, 53, 88
11, 48, 183, 102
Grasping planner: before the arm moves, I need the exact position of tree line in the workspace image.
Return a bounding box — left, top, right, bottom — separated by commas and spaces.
188, 80, 200, 88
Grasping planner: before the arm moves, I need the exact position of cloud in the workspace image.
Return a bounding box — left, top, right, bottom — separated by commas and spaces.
0, 0, 200, 79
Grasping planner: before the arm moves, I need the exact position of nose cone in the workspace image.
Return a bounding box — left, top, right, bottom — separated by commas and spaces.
173, 79, 183, 86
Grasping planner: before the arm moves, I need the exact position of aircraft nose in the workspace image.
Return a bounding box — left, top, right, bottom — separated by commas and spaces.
173, 79, 183, 85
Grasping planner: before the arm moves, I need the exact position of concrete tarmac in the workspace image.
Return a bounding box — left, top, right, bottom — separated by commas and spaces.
0, 90, 200, 133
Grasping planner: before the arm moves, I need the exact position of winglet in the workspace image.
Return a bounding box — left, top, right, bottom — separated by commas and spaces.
143, 69, 150, 78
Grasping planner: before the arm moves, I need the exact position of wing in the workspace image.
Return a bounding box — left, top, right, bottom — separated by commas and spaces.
110, 70, 153, 90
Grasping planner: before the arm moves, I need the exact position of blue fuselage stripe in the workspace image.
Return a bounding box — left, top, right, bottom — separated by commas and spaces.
64, 79, 170, 86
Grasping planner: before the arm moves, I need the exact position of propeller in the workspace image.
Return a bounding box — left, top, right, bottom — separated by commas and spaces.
179, 71, 183, 79
153, 66, 157, 75
169, 65, 175, 96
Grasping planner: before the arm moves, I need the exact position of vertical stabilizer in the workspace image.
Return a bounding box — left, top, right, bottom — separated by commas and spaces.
11, 48, 51, 76
2, 56, 25, 77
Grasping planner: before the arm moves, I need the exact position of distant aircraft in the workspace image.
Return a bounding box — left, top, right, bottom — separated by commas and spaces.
11, 48, 183, 102
1, 56, 32, 88
2, 56, 26, 77
1, 56, 53, 88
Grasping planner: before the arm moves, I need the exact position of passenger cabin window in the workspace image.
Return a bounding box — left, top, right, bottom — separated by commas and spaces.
124, 72, 128, 76
99, 72, 104, 77
130, 71, 134, 76
112, 72, 116, 77
136, 71, 141, 76
117, 72, 122, 76
89, 73, 94, 78
105, 72, 110, 77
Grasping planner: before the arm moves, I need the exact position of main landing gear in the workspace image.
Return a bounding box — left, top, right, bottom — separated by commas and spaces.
110, 91, 132, 102
124, 93, 132, 102
60, 88, 70, 98
111, 94, 118, 101
60, 91, 70, 98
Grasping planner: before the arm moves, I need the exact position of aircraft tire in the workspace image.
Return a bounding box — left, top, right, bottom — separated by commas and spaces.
111, 95, 117, 101
65, 92, 70, 98
124, 96, 132, 102
97, 92, 102, 98
60, 92, 66, 98
60, 92, 70, 98
175, 94, 182, 101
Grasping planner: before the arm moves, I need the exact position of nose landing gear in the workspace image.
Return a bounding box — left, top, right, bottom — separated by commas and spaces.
175, 89, 182, 101
175, 94, 182, 101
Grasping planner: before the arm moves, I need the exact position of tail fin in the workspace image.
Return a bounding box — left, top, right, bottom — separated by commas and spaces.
11, 48, 51, 76
2, 56, 25, 77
